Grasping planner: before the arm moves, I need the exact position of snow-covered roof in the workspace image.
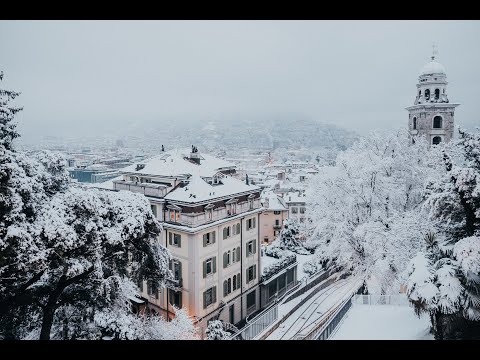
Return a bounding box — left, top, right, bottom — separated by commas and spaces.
87, 175, 122, 190
120, 148, 236, 178
419, 60, 446, 76
262, 192, 288, 211
285, 191, 306, 204
165, 175, 260, 203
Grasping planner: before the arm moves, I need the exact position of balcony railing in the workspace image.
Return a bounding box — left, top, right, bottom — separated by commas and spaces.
113, 180, 168, 198
261, 254, 297, 282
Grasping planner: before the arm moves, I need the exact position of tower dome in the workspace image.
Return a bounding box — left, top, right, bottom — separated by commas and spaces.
419, 60, 446, 76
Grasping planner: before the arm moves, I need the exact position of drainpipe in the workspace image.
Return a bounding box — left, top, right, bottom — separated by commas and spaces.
240, 217, 244, 321
165, 228, 170, 322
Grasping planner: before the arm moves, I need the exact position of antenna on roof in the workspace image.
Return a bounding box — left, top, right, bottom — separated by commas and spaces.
431, 42, 438, 61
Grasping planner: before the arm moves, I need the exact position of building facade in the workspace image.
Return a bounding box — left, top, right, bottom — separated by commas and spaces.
260, 193, 289, 245
111, 148, 264, 334
406, 50, 460, 145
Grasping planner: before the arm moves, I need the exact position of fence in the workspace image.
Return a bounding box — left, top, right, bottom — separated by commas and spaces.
351, 294, 410, 306
229, 303, 278, 340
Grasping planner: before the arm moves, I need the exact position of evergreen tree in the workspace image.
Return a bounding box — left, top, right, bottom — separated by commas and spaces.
206, 320, 228, 340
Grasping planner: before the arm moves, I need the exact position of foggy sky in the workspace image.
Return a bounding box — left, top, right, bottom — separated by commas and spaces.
1, 20, 479, 143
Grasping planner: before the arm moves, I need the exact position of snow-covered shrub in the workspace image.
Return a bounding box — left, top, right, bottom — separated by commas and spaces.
206, 320, 228, 340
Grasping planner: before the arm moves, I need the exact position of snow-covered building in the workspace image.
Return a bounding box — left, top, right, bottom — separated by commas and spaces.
109, 147, 266, 332
284, 191, 307, 224
406, 47, 460, 145
260, 192, 289, 245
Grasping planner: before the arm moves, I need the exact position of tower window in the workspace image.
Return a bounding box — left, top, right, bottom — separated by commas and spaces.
425, 89, 430, 100
432, 136, 442, 145
433, 116, 442, 129
413, 117, 417, 130
435, 89, 440, 100
418, 90, 421, 97
443, 89, 445, 94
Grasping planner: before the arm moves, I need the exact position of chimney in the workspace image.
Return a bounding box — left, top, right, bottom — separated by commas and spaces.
245, 174, 249, 185
136, 163, 145, 171
189, 145, 201, 165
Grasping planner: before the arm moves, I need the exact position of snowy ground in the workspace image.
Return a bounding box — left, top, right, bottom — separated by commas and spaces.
331, 304, 434, 340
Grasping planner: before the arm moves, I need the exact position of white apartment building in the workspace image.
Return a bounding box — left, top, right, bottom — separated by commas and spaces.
111, 147, 263, 333
284, 191, 307, 224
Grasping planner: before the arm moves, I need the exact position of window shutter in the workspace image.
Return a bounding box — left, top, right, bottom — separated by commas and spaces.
246, 268, 249, 282
224, 280, 228, 297
212, 286, 217, 304
233, 275, 236, 291
236, 247, 240, 260
223, 252, 228, 268
169, 232, 172, 245
213, 256, 217, 273
253, 240, 256, 254
246, 243, 249, 257
223, 228, 227, 240
203, 234, 207, 247
169, 259, 172, 271
203, 260, 206, 278
178, 291, 182, 308
203, 291, 207, 309
178, 261, 182, 280
212, 231, 216, 244
253, 217, 256, 228
237, 223, 240, 234
237, 273, 241, 289
253, 265, 257, 280
178, 234, 181, 247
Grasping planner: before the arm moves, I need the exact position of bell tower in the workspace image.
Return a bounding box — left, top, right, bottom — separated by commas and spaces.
406, 45, 460, 145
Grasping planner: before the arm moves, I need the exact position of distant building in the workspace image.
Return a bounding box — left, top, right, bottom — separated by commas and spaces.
406, 47, 460, 145
284, 191, 307, 224
260, 193, 289, 245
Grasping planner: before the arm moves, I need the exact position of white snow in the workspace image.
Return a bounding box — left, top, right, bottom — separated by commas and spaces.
331, 304, 433, 340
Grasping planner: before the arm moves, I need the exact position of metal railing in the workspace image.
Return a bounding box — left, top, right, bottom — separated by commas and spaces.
351, 294, 410, 306
228, 303, 278, 340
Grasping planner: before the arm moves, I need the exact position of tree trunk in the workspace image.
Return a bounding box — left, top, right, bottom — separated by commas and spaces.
40, 306, 57, 340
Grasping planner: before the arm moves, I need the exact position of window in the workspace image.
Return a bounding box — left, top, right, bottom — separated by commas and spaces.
413, 117, 417, 130
170, 210, 181, 222
233, 275, 237, 291
425, 89, 430, 100
151, 204, 157, 217
203, 257, 217, 278
249, 199, 254, 209
274, 210, 281, 215
223, 226, 231, 240
287, 268, 295, 285
264, 237, 269, 243
223, 280, 228, 297
228, 278, 231, 294
246, 290, 256, 309
292, 207, 298, 214
246, 240, 256, 257
203, 286, 217, 308
247, 218, 256, 230
203, 231, 216, 247
268, 280, 277, 300
236, 247, 240, 262
169, 259, 182, 281
168, 289, 182, 308
418, 90, 421, 97
236, 272, 240, 289
168, 232, 181, 247
300, 207, 306, 214
236, 223, 240, 234
246, 264, 257, 283
435, 88, 440, 100
207, 209, 213, 220
232, 249, 236, 263
433, 116, 442, 129
275, 219, 280, 226
432, 136, 442, 145
232, 224, 236, 236
147, 280, 158, 299
278, 273, 286, 291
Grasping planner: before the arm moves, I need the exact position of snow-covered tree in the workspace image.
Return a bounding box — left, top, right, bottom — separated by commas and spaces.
306, 129, 439, 294
278, 219, 310, 255
206, 320, 228, 340
407, 129, 480, 339
0, 71, 194, 340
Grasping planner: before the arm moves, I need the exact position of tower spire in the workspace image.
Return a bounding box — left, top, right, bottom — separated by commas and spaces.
431, 42, 438, 60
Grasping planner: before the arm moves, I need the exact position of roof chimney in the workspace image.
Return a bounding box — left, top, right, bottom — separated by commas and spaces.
245, 174, 249, 185
189, 145, 201, 164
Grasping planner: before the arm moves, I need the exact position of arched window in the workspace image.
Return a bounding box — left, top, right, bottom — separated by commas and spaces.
223, 280, 228, 296
433, 116, 442, 129
413, 117, 417, 130
435, 89, 440, 100
432, 136, 442, 145
425, 89, 430, 100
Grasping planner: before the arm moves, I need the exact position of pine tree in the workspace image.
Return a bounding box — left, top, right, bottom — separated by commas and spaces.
206, 320, 228, 340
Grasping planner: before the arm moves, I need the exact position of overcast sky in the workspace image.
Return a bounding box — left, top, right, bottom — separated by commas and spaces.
1, 20, 479, 142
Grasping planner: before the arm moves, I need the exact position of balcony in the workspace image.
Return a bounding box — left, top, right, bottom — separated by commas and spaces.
261, 254, 297, 283
166, 277, 183, 291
